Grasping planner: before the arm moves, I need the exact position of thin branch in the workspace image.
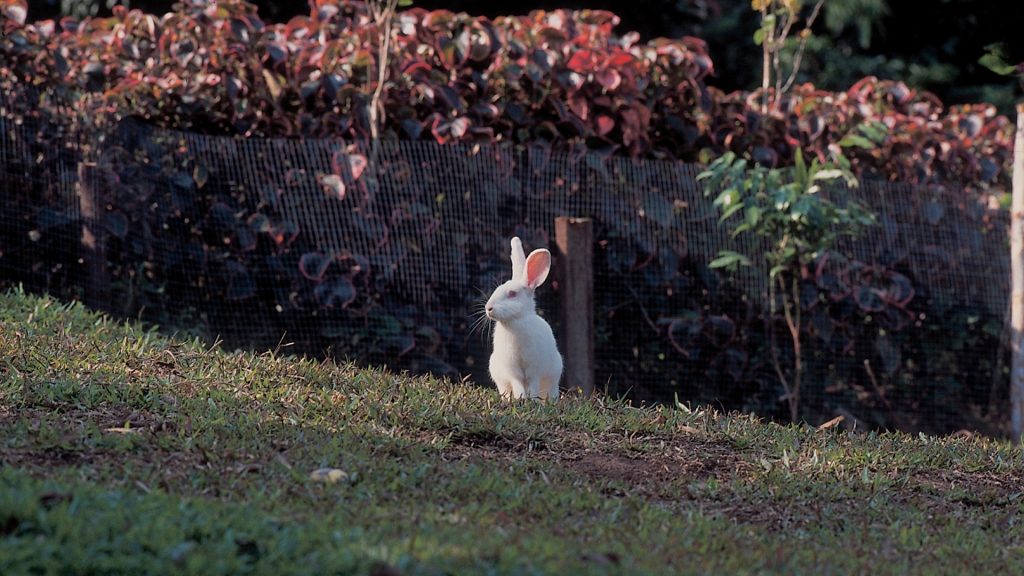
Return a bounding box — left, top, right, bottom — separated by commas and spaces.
767, 270, 794, 411
863, 359, 893, 411
771, 9, 795, 110
778, 273, 802, 421
789, 273, 802, 420
760, 4, 771, 114
624, 282, 662, 335
369, 0, 399, 144
779, 0, 825, 96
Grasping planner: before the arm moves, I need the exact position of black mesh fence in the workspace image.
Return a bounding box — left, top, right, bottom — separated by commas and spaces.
0, 85, 1012, 435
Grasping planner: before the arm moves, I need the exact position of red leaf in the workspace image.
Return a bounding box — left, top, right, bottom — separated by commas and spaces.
423, 9, 454, 29
319, 174, 346, 200
595, 68, 621, 90
568, 94, 589, 120
448, 117, 469, 139
888, 81, 912, 105
2, 0, 27, 25
315, 277, 357, 309
606, 52, 633, 68
332, 151, 367, 181
566, 49, 596, 73
468, 25, 493, 61
596, 115, 615, 136
402, 60, 432, 76
348, 154, 368, 180
431, 116, 470, 143
299, 252, 332, 281
471, 102, 500, 119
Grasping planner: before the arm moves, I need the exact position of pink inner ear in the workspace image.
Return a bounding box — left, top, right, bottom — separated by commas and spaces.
525, 250, 550, 288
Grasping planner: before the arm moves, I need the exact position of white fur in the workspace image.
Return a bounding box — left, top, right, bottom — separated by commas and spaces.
486, 237, 563, 401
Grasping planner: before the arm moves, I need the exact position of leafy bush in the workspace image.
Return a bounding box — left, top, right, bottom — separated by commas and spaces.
0, 0, 1014, 188
698, 149, 876, 421
706, 79, 1014, 190
0, 0, 1012, 433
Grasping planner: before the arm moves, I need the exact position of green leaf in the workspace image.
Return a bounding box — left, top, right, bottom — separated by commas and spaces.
398, 0, 414, 5
791, 195, 813, 218
714, 187, 737, 208
839, 134, 873, 149
727, 157, 748, 181
813, 169, 845, 181
793, 148, 808, 191
709, 251, 752, 269
980, 43, 1017, 76
745, 205, 762, 228
720, 201, 745, 222
753, 28, 766, 46
861, 121, 888, 142
731, 222, 753, 237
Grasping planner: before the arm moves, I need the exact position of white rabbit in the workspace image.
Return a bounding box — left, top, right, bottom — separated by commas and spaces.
485, 237, 563, 401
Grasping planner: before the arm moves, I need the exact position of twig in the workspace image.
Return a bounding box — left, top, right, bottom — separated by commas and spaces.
760, 3, 772, 114
779, 0, 825, 96
771, 9, 795, 110
833, 405, 865, 432
863, 358, 893, 411
779, 273, 802, 421
369, 0, 399, 144
624, 282, 662, 334
767, 270, 794, 413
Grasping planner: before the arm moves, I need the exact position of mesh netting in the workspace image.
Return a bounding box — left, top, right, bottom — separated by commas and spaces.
0, 86, 1012, 435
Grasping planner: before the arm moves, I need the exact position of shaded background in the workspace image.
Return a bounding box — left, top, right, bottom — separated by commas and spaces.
34, 0, 1024, 114
6, 0, 1016, 434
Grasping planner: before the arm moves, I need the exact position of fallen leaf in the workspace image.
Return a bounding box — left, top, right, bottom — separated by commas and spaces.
817, 415, 845, 431
310, 467, 349, 484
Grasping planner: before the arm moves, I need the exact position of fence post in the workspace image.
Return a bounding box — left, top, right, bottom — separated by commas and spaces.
1012, 102, 1024, 445
555, 217, 594, 397
78, 161, 109, 312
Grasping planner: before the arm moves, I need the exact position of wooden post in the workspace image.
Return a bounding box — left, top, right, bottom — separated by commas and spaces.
555, 217, 594, 397
78, 161, 109, 312
1011, 102, 1024, 444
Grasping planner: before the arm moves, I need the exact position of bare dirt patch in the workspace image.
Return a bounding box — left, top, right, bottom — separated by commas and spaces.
443, 427, 749, 505
909, 468, 1024, 508
555, 436, 741, 484
441, 424, 1024, 531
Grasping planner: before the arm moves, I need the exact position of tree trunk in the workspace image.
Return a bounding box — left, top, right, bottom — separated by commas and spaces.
1010, 102, 1024, 444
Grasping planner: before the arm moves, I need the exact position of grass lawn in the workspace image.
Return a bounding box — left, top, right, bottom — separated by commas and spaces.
1, 288, 1022, 575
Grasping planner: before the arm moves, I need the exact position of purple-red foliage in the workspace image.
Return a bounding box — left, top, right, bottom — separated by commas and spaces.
1, 0, 1012, 189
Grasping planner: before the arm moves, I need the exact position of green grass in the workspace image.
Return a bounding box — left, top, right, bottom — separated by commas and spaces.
1, 288, 1022, 575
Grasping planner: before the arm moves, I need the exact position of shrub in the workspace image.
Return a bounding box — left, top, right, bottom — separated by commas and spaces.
1, 1, 1013, 188
0, 0, 1012, 432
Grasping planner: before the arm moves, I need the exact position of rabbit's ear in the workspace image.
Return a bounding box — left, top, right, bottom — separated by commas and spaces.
510, 237, 526, 280
524, 249, 551, 289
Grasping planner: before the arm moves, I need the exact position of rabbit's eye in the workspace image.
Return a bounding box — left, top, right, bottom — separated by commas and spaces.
508, 290, 518, 298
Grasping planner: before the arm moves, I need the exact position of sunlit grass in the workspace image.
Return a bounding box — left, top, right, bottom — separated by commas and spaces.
1, 288, 1022, 575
